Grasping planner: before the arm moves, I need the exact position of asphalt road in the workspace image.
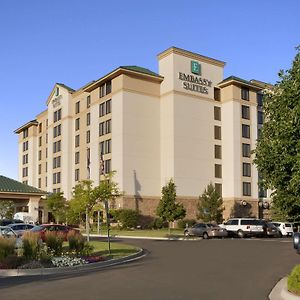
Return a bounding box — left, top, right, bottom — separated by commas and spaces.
0, 237, 299, 300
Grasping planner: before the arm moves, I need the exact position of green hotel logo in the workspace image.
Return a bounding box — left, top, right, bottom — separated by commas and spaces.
191, 61, 201, 75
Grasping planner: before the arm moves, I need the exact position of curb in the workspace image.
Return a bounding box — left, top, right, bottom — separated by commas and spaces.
0, 248, 146, 277
269, 277, 300, 300
88, 234, 200, 241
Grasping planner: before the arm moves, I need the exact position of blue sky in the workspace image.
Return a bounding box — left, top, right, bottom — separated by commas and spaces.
0, 0, 299, 180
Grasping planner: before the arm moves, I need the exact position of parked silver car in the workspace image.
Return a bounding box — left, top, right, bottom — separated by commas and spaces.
184, 223, 228, 239
8, 223, 35, 236
0, 226, 22, 248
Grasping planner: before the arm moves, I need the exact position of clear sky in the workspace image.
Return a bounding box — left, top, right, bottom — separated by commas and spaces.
0, 0, 299, 180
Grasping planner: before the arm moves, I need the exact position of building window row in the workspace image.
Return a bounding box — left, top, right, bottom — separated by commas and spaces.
242, 143, 251, 157
215, 164, 222, 178
104, 159, 111, 174
242, 162, 251, 177
54, 109, 62, 123
87, 95, 91, 108
23, 128, 28, 139
241, 105, 250, 120
214, 106, 221, 121
257, 93, 263, 107
75, 169, 80, 182
214, 145, 222, 159
99, 80, 112, 98
75, 101, 80, 114
243, 182, 251, 196
53, 124, 61, 138
53, 140, 61, 153
86, 130, 90, 144
38, 164, 42, 175
53, 172, 61, 184
214, 126, 221, 140
53, 188, 61, 194
39, 123, 42, 133
38, 150, 42, 161
87, 112, 91, 126
75, 151, 80, 164
242, 124, 250, 139
99, 99, 112, 117
99, 119, 111, 136
75, 118, 80, 131
241, 87, 249, 101
75, 135, 80, 147
53, 156, 61, 169
38, 136, 42, 147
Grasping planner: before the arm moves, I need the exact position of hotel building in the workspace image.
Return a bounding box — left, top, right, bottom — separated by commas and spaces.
15, 47, 271, 222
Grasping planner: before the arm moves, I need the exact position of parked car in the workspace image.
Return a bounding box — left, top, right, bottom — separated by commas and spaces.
0, 219, 24, 226
8, 223, 35, 236
30, 224, 80, 241
258, 220, 281, 238
184, 223, 228, 239
0, 226, 23, 248
220, 218, 264, 238
272, 222, 294, 237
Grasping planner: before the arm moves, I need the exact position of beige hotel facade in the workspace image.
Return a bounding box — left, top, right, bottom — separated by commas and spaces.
15, 47, 271, 222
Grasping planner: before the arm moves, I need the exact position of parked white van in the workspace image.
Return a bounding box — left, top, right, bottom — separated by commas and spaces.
13, 212, 35, 224
220, 218, 264, 238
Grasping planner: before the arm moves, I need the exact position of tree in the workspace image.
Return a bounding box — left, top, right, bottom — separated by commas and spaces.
253, 46, 300, 221
0, 200, 14, 219
46, 192, 67, 223
197, 183, 223, 223
156, 179, 186, 235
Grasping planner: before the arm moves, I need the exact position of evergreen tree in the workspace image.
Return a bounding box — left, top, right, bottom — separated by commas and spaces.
197, 183, 223, 223
156, 179, 186, 234
253, 46, 300, 221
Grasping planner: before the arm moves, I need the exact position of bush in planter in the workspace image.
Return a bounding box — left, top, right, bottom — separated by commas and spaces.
0, 237, 16, 262
22, 231, 40, 260
288, 264, 300, 295
67, 231, 85, 255
44, 231, 64, 256
177, 219, 197, 229
151, 218, 168, 229
0, 254, 26, 269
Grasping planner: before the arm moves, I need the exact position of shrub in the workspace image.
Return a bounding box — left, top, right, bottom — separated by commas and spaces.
288, 264, 300, 295
0, 255, 26, 269
177, 219, 197, 229
44, 231, 64, 256
112, 209, 139, 229
151, 218, 168, 229
0, 237, 16, 262
22, 231, 40, 260
67, 231, 85, 255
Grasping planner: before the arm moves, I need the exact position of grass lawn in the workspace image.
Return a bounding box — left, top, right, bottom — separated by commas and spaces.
88, 240, 140, 259
89, 228, 184, 238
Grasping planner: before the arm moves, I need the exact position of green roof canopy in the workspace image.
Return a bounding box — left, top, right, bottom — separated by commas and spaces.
0, 175, 46, 195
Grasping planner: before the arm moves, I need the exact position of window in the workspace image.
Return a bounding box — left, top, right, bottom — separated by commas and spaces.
38, 150, 42, 161
75, 135, 80, 147
214, 145, 222, 159
214, 88, 220, 101
45, 176, 47, 187
242, 124, 250, 138
214, 106, 221, 121
105, 139, 111, 154
22, 167, 28, 177
241, 87, 249, 100
243, 163, 251, 177
38, 178, 41, 189
86, 130, 90, 144
257, 93, 263, 107
46, 134, 48, 144
75, 169, 80, 182
99, 84, 105, 98
75, 101, 80, 114
53, 156, 61, 169
53, 172, 61, 184
100, 141, 104, 155
105, 119, 111, 134
22, 154, 28, 164
241, 105, 250, 119
46, 148, 48, 158
242, 143, 251, 157
38, 164, 42, 174
215, 183, 222, 196
39, 123, 42, 133
75, 152, 80, 164
259, 187, 267, 198
56, 87, 59, 96
104, 159, 111, 174
99, 122, 105, 136
87, 95, 91, 108
23, 141, 29, 152
75, 118, 80, 131
23, 128, 28, 139
39, 136, 42, 147
99, 103, 105, 117
106, 99, 111, 114
86, 113, 91, 126
54, 109, 61, 122
243, 182, 251, 196
214, 126, 221, 140
45, 162, 48, 172
53, 140, 61, 153
53, 124, 61, 138
215, 164, 222, 178
100, 81, 112, 98
257, 111, 264, 125
106, 81, 112, 95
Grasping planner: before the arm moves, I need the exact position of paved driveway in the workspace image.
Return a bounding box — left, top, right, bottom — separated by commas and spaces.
0, 238, 298, 300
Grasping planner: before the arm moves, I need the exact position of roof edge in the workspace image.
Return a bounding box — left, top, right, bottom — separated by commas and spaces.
14, 120, 38, 134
